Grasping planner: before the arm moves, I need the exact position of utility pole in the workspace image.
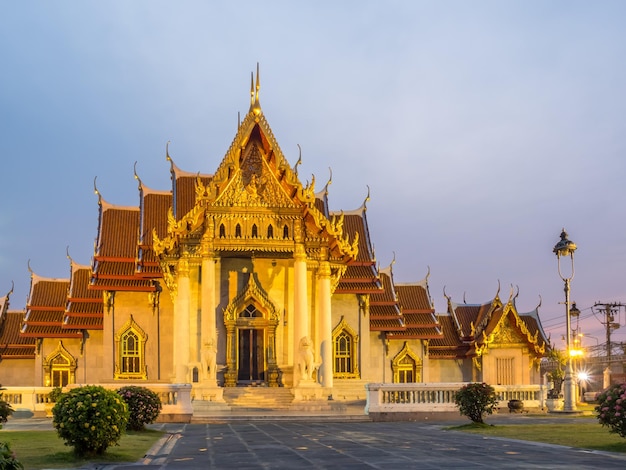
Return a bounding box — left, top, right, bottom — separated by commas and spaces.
592, 302, 624, 363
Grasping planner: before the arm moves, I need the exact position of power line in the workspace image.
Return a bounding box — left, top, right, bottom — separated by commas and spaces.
593, 302, 625, 362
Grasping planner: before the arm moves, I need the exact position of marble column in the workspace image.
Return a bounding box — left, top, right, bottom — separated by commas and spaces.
201, 252, 217, 383
293, 243, 308, 385
174, 259, 191, 383
318, 260, 333, 388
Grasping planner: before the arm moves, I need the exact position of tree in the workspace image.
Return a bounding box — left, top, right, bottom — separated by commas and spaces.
454, 382, 499, 424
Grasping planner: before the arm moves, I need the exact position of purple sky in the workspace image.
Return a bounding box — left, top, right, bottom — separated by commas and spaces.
1, 1, 625, 351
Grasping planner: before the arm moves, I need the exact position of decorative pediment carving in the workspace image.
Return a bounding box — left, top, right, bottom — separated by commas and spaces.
492, 316, 527, 345
224, 273, 279, 323
215, 145, 296, 208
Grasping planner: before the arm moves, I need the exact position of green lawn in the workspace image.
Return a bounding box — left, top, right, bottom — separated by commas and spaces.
453, 418, 626, 453
0, 429, 163, 469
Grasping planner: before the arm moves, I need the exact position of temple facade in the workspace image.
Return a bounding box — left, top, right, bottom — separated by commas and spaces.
0, 69, 549, 403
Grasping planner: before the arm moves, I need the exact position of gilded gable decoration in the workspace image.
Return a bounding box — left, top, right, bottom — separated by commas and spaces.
391, 342, 422, 383
43, 341, 77, 387
224, 273, 279, 323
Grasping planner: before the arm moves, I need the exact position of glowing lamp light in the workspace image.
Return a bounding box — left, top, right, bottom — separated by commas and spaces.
569, 348, 584, 358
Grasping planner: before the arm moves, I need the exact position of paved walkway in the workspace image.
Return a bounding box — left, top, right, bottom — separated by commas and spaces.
4, 414, 626, 469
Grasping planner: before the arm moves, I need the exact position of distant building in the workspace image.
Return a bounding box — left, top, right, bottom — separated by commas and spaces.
0, 69, 548, 403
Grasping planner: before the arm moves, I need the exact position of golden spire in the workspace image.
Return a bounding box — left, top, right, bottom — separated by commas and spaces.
249, 62, 261, 116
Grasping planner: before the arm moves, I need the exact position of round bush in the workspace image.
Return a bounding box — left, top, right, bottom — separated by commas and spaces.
116, 386, 162, 431
0, 441, 24, 470
52, 385, 129, 456
454, 382, 499, 424
596, 382, 626, 438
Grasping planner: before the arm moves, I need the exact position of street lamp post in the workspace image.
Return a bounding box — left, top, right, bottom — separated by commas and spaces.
553, 228, 578, 412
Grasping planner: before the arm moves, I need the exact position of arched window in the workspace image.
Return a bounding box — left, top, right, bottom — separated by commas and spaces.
392, 342, 422, 383
235, 224, 242, 238
121, 330, 141, 374
115, 315, 147, 379
283, 224, 289, 239
267, 224, 274, 239
251, 224, 258, 238
43, 342, 77, 387
332, 319, 360, 379
239, 303, 262, 318
219, 223, 226, 238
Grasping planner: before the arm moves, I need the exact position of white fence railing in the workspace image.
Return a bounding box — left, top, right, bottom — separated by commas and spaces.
365, 383, 546, 414
2, 383, 193, 422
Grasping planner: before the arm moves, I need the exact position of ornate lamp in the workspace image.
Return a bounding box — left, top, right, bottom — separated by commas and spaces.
553, 228, 578, 412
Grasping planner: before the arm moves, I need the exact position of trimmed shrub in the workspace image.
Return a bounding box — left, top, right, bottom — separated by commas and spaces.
52, 385, 129, 457
0, 385, 14, 429
0, 442, 23, 470
596, 382, 626, 438
116, 386, 162, 431
48, 386, 64, 403
454, 382, 499, 424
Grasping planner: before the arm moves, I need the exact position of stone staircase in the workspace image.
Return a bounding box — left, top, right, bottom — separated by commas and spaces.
190, 385, 370, 422
223, 387, 295, 410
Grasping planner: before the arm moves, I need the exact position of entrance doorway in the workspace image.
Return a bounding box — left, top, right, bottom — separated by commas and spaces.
238, 329, 265, 382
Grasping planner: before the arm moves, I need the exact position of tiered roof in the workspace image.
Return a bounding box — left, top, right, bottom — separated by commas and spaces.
21, 273, 81, 339
63, 262, 103, 330
0, 289, 35, 359
91, 198, 155, 292
335, 205, 381, 294
393, 280, 442, 340
429, 288, 548, 359
369, 268, 404, 331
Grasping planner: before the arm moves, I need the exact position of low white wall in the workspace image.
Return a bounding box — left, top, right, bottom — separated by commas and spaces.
365, 382, 546, 415
3, 383, 193, 422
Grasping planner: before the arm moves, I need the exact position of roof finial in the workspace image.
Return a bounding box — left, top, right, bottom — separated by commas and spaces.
66, 246, 73, 264
133, 161, 143, 191
93, 177, 102, 205
249, 63, 262, 116
324, 167, 333, 191
295, 144, 302, 176
363, 185, 371, 210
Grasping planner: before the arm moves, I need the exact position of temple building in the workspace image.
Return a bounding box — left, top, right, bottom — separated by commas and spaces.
0, 69, 549, 406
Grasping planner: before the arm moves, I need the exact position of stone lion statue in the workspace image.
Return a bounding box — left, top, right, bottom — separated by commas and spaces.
298, 336, 317, 381
201, 338, 217, 381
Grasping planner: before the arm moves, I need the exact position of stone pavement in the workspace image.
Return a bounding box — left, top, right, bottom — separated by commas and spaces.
4, 413, 626, 469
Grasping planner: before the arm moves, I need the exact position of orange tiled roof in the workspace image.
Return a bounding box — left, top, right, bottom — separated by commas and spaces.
429, 314, 468, 358
63, 263, 103, 330
369, 270, 403, 332
91, 202, 154, 291
396, 283, 433, 312
0, 310, 36, 359
22, 275, 81, 339
342, 212, 375, 264
335, 265, 382, 294
137, 186, 171, 277
170, 164, 212, 219
388, 282, 443, 340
